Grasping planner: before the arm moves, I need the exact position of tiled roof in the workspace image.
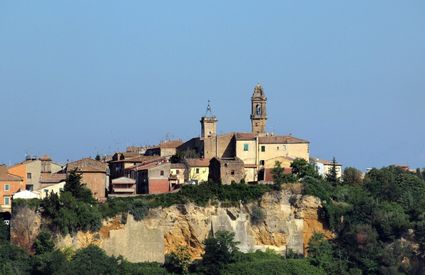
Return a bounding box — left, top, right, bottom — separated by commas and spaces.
160, 140, 183, 149
39, 173, 66, 184
258, 135, 309, 144
0, 165, 22, 181
67, 158, 108, 173
185, 158, 211, 167
111, 155, 160, 164
124, 157, 167, 170
171, 163, 186, 169
235, 132, 257, 140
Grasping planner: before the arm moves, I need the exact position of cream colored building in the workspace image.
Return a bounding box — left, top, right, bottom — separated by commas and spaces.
183, 159, 210, 184
36, 181, 66, 199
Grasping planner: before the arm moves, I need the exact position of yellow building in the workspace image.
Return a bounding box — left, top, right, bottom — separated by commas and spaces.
184, 159, 210, 184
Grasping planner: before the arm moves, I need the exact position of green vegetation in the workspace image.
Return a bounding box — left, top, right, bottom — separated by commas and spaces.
303, 165, 425, 274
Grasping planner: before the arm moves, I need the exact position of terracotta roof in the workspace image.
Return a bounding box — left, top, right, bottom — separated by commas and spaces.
133, 161, 168, 171
0, 165, 22, 181
185, 158, 210, 167
67, 158, 108, 173
258, 135, 309, 144
39, 173, 66, 184
235, 132, 257, 140
160, 140, 183, 149
124, 157, 167, 170
111, 155, 160, 164
171, 163, 186, 169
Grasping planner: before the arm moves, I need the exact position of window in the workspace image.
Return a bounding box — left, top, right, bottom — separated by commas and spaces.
277, 146, 279, 151
27, 173, 32, 179
196, 168, 200, 174
26, 185, 33, 191
4, 184, 10, 191
176, 170, 180, 175
231, 170, 235, 175
160, 170, 164, 176
260, 160, 265, 165
4, 196, 10, 205
261, 146, 266, 152
243, 144, 249, 151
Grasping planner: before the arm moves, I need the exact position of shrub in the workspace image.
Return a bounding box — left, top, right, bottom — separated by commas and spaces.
250, 206, 265, 225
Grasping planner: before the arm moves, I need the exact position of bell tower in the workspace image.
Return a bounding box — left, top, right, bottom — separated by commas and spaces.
200, 100, 217, 139
250, 84, 267, 135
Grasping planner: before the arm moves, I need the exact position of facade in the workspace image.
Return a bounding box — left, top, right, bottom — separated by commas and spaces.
170, 163, 185, 185
209, 157, 245, 184
37, 181, 66, 199
8, 155, 62, 192
310, 157, 342, 179
135, 162, 172, 194
66, 158, 110, 201
183, 158, 210, 184
0, 165, 23, 212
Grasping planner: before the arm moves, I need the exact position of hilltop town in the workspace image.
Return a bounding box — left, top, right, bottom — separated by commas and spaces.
0, 84, 341, 214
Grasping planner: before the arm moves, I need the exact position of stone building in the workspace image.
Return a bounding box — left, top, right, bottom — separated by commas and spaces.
208, 157, 245, 184
178, 84, 310, 183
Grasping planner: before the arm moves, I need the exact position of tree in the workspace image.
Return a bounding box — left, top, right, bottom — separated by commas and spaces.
325, 157, 339, 185
342, 167, 363, 185
64, 170, 95, 204
250, 206, 266, 225
67, 245, 119, 275
291, 158, 319, 179
200, 231, 239, 274
307, 233, 339, 273
34, 230, 55, 255
94, 154, 101, 161
0, 218, 9, 241
271, 161, 285, 189
164, 246, 191, 274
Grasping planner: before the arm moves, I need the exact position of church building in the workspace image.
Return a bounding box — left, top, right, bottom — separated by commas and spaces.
178, 84, 310, 183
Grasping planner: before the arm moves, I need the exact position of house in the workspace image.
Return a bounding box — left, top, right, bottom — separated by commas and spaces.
134, 161, 172, 194
208, 157, 245, 184
109, 153, 162, 179
8, 155, 62, 192
183, 158, 210, 184
66, 158, 110, 202
110, 177, 136, 196
310, 157, 342, 179
0, 165, 23, 212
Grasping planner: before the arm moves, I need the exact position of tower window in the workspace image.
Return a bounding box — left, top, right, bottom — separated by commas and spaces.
27, 173, 32, 179
243, 144, 249, 151
231, 170, 235, 175
261, 146, 266, 152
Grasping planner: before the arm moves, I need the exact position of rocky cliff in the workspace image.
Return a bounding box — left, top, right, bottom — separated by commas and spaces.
55, 190, 332, 263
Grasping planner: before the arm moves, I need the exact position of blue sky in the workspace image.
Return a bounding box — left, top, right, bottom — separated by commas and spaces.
0, 1, 424, 170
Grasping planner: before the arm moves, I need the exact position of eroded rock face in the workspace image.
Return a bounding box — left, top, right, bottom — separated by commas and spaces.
55, 190, 332, 263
